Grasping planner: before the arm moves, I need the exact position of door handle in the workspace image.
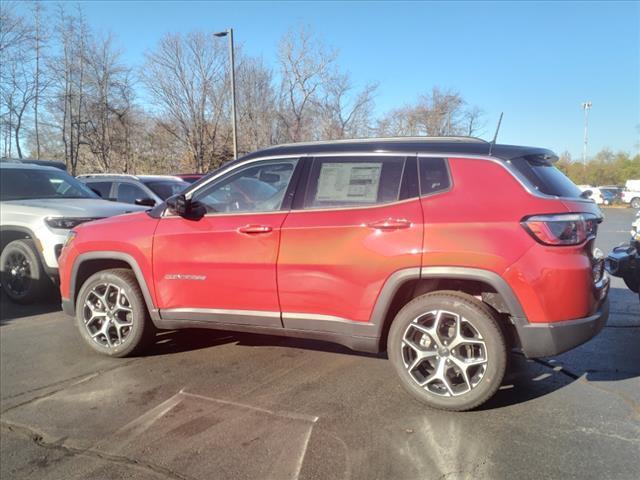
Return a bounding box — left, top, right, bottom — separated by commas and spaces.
367, 219, 412, 230
238, 224, 273, 234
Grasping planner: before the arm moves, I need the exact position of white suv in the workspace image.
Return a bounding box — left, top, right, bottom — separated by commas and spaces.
0, 163, 146, 303
77, 174, 188, 207
621, 179, 640, 209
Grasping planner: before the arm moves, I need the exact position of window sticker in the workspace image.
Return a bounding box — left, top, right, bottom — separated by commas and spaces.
316, 162, 382, 203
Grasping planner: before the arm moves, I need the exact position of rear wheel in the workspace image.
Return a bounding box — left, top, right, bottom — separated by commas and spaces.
631, 197, 640, 209
75, 268, 155, 357
0, 239, 49, 303
388, 291, 507, 411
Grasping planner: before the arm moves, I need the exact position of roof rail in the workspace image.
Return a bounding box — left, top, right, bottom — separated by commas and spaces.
77, 173, 140, 180
274, 136, 488, 149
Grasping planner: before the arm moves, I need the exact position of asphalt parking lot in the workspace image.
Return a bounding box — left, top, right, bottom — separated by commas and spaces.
1, 208, 638, 480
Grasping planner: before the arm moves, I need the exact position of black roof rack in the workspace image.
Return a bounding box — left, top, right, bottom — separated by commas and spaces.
239, 136, 554, 162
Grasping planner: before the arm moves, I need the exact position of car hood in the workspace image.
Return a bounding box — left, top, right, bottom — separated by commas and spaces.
1, 198, 147, 217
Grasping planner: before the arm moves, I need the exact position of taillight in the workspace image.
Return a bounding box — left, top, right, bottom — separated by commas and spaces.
521, 213, 599, 246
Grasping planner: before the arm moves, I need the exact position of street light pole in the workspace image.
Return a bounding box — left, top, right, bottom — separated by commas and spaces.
581, 101, 592, 165
215, 29, 238, 159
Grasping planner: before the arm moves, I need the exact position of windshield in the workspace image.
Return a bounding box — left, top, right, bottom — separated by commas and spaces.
0, 168, 99, 201
510, 155, 582, 198
143, 179, 189, 200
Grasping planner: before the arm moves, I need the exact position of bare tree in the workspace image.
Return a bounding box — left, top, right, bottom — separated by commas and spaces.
142, 31, 228, 172
83, 33, 133, 172
236, 56, 277, 152
32, 0, 47, 159
47, 5, 90, 173
276, 26, 336, 142
0, 2, 30, 56
377, 87, 484, 138
319, 72, 377, 139
0, 2, 33, 157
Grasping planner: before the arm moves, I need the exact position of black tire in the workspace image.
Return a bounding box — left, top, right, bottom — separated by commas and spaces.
388, 291, 507, 411
0, 239, 50, 303
75, 268, 155, 357
631, 197, 640, 209
622, 272, 639, 293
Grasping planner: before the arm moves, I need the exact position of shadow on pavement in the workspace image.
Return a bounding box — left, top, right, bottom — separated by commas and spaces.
144, 327, 385, 359
3, 283, 638, 411
0, 290, 61, 325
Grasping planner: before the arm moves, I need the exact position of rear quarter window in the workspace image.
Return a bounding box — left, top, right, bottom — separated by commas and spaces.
510, 155, 582, 198
418, 157, 451, 195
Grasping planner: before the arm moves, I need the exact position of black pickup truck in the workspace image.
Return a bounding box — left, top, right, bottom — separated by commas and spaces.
606, 212, 640, 302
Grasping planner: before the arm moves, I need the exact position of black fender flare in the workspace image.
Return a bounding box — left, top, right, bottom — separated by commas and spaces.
65, 251, 160, 321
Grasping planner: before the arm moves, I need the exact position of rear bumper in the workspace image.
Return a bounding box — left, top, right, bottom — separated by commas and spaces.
515, 293, 609, 358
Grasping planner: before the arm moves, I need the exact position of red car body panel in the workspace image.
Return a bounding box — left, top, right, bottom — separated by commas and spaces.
418, 158, 603, 323
58, 212, 159, 304
57, 153, 607, 341
277, 198, 423, 322
152, 212, 288, 313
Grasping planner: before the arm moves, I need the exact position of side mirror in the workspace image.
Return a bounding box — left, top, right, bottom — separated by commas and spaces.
166, 194, 206, 220
134, 197, 156, 207
90, 187, 104, 197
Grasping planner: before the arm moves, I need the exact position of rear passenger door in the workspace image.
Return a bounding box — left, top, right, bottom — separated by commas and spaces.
277, 155, 423, 327
85, 181, 114, 200
115, 182, 151, 205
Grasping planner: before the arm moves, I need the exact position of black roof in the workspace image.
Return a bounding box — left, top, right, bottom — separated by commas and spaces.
239, 136, 556, 162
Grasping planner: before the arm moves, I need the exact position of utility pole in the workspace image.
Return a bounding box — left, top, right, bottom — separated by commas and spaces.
581, 101, 592, 165
214, 29, 238, 159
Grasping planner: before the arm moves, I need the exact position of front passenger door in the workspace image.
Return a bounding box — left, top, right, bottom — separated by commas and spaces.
153, 158, 300, 326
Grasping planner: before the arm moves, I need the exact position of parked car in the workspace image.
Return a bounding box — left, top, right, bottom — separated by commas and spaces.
0, 157, 67, 171
621, 179, 640, 209
577, 186, 617, 206
599, 186, 622, 205
175, 173, 205, 184
606, 211, 639, 302
77, 174, 189, 207
0, 163, 146, 303
58, 137, 609, 411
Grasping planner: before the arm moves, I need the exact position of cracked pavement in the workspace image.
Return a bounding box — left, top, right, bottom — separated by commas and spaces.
1, 208, 639, 480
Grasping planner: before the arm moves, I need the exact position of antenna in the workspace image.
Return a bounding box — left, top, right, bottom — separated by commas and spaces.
488, 112, 503, 155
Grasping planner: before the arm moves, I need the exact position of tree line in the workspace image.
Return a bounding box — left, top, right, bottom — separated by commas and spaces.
1, 2, 487, 175
557, 150, 640, 186
1, 2, 637, 184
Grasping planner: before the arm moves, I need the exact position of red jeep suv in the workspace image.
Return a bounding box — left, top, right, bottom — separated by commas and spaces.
58, 137, 609, 411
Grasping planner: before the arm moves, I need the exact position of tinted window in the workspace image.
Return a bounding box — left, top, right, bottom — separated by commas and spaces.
86, 181, 113, 198
116, 183, 149, 204
194, 160, 297, 213
511, 155, 582, 197
304, 156, 405, 208
143, 180, 188, 200
419, 157, 450, 195
0, 168, 98, 201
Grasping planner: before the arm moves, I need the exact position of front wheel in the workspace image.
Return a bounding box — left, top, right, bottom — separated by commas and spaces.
0, 239, 50, 303
631, 197, 640, 209
75, 268, 155, 357
388, 291, 507, 411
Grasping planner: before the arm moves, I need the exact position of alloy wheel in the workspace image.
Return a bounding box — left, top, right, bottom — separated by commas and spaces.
3, 251, 31, 297
82, 283, 134, 348
401, 309, 488, 397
